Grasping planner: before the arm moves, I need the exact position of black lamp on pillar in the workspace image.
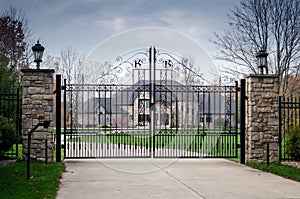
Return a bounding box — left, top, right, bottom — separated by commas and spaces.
256, 49, 268, 75
32, 40, 45, 69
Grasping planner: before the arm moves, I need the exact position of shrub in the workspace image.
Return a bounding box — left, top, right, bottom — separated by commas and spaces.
0, 115, 16, 154
286, 126, 300, 161
101, 124, 111, 128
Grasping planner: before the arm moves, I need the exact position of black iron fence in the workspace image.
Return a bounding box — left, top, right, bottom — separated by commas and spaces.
0, 86, 22, 157
279, 96, 300, 161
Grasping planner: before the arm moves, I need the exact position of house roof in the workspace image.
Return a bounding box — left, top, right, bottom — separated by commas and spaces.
78, 80, 236, 115
78, 97, 128, 114
114, 80, 192, 106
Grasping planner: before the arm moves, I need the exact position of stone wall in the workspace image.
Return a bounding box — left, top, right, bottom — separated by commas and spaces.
246, 75, 279, 163
21, 69, 55, 161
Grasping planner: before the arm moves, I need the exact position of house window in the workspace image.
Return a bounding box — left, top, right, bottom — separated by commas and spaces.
199, 116, 204, 123
138, 114, 150, 125
98, 112, 105, 125
138, 99, 150, 109
206, 114, 212, 123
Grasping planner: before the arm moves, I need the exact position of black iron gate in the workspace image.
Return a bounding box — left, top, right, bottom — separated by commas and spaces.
0, 86, 22, 157
60, 47, 241, 159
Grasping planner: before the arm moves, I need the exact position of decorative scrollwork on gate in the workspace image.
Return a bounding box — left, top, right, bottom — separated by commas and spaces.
92, 47, 209, 85
111, 49, 150, 84
154, 48, 206, 85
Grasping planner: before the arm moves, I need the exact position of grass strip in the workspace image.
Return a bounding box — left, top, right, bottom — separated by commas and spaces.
0, 161, 65, 199
247, 162, 300, 182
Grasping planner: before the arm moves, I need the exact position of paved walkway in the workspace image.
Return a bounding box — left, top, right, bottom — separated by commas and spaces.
56, 159, 300, 199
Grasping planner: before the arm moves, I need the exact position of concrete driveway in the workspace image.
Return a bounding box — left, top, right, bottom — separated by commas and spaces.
56, 159, 300, 199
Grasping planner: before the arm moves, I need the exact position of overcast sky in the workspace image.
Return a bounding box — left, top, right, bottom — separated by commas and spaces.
1, 0, 240, 59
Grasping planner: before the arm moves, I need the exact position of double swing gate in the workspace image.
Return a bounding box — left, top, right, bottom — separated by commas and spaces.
60, 47, 240, 159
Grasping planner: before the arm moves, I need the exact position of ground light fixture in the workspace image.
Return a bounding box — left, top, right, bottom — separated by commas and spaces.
27, 121, 51, 180
32, 40, 45, 69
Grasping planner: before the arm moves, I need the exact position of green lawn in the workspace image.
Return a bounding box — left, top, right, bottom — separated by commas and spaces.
3, 144, 22, 158
227, 148, 241, 163
226, 146, 300, 182
66, 131, 239, 157
0, 161, 65, 199
279, 133, 293, 161
247, 162, 300, 182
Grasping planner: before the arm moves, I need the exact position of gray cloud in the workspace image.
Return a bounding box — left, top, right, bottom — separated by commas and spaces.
1, 0, 240, 56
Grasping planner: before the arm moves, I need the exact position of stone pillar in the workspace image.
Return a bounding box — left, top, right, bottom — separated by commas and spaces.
21, 69, 55, 161
246, 75, 279, 163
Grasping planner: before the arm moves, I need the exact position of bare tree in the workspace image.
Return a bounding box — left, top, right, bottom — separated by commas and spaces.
45, 45, 117, 87
55, 47, 86, 129
43, 50, 84, 81
43, 54, 60, 72
88, 61, 120, 84
180, 56, 206, 85
60, 47, 85, 84
213, 0, 300, 95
